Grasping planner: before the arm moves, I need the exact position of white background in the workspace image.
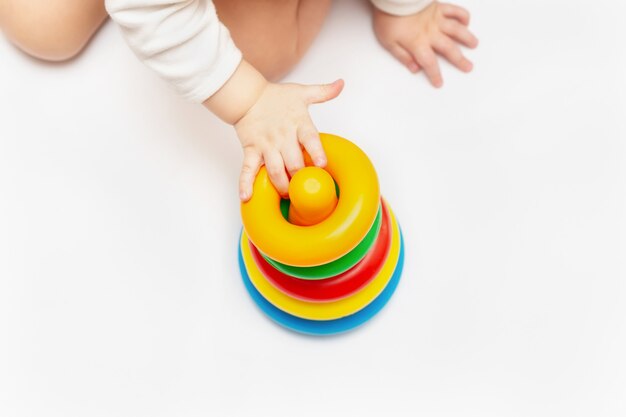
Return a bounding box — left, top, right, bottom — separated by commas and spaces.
1, 0, 625, 416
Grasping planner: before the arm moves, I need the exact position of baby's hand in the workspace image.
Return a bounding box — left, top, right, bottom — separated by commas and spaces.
235, 79, 344, 201
373, 2, 478, 87
204, 60, 343, 202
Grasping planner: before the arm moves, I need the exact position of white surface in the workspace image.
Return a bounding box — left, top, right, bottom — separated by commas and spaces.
1, 0, 625, 416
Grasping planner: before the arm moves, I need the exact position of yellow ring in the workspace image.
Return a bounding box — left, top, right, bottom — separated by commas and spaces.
240, 200, 401, 321
240, 133, 380, 266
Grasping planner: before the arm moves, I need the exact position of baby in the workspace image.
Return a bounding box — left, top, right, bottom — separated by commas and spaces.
1, 0, 477, 201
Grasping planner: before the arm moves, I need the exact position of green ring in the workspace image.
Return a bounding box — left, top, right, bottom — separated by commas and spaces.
262, 203, 383, 280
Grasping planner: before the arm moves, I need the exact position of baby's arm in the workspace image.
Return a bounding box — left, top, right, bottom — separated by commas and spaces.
370, 0, 478, 87
105, 0, 342, 201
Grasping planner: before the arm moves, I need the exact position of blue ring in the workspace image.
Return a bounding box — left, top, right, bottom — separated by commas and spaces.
238, 227, 404, 336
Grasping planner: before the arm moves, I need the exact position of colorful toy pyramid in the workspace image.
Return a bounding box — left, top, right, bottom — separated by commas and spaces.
238, 133, 404, 335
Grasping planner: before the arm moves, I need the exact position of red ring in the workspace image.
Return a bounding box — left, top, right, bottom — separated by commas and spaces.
248, 201, 393, 302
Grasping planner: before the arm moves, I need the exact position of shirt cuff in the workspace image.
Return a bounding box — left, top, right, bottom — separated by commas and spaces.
370, 0, 433, 16
182, 47, 243, 103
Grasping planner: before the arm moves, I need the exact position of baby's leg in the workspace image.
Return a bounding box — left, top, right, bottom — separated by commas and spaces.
0, 0, 107, 62
214, 0, 332, 81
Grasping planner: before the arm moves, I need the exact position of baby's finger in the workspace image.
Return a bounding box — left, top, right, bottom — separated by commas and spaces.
411, 45, 443, 87
439, 3, 470, 25
264, 150, 290, 197
304, 79, 345, 105
297, 121, 327, 167
239, 148, 262, 201
282, 140, 305, 177
390, 44, 420, 73
432, 34, 473, 72
441, 20, 478, 49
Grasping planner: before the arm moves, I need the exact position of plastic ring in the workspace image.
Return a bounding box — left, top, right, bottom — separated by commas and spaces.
254, 201, 392, 302
238, 207, 405, 336
262, 203, 383, 280
241, 133, 380, 266
239, 200, 401, 320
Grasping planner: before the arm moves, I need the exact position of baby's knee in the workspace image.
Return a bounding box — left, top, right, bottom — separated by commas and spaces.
1, 0, 104, 62
214, 0, 331, 82
255, 51, 302, 83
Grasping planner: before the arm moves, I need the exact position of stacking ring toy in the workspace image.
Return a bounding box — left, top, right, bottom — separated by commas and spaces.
241, 133, 380, 266
238, 207, 405, 336
239, 200, 401, 321
255, 201, 393, 302
238, 133, 405, 335
262, 203, 383, 279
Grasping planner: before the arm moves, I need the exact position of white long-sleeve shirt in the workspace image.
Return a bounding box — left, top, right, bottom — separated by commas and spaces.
105, 0, 432, 103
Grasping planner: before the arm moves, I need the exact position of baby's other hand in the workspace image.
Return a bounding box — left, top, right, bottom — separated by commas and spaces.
235, 79, 344, 201
373, 2, 478, 87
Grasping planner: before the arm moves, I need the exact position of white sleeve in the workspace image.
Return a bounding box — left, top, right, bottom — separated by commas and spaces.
370, 0, 433, 16
105, 0, 242, 103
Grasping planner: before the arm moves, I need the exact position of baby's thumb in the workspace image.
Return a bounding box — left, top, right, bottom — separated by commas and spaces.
304, 79, 345, 104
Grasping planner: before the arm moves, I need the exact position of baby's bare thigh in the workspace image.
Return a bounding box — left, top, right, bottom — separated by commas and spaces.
0, 0, 107, 61
214, 0, 333, 81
